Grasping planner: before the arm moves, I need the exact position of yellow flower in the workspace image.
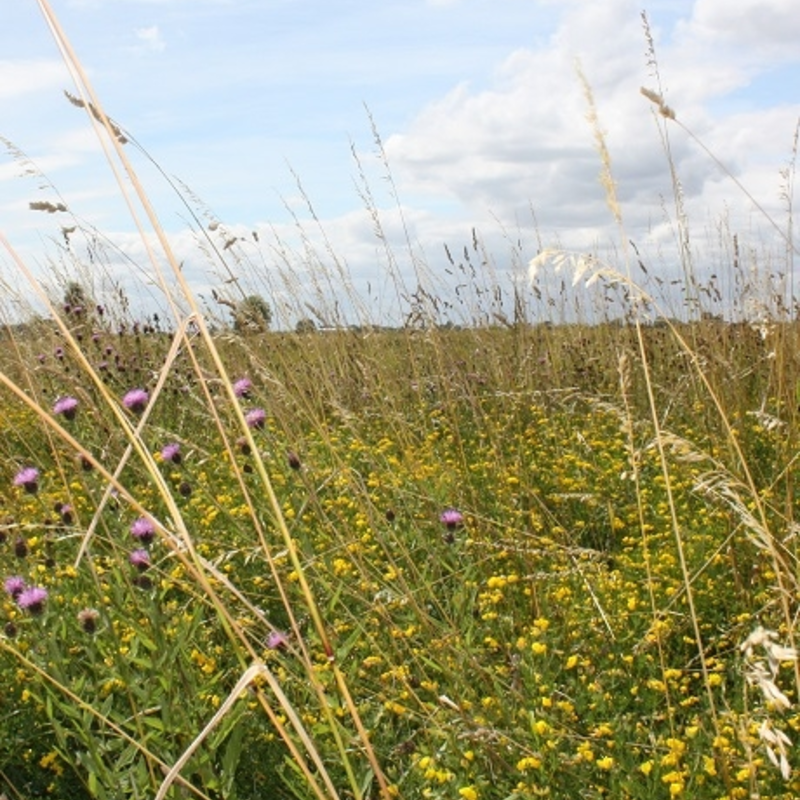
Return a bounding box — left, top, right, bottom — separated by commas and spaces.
532, 719, 550, 736
661, 770, 685, 796
597, 756, 615, 771
735, 767, 751, 783
458, 787, 478, 800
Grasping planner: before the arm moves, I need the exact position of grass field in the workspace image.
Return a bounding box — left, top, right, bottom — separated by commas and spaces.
1, 4, 800, 799
2, 314, 800, 799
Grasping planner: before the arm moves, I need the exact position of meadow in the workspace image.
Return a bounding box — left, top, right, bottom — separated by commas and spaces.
2, 307, 800, 800
2, 5, 800, 799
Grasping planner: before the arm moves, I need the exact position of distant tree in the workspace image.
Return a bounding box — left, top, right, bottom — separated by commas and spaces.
63, 281, 91, 313
233, 294, 272, 332
295, 317, 316, 334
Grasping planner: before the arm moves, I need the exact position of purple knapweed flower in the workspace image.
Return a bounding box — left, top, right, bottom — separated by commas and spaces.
17, 586, 48, 615
266, 630, 289, 650
233, 377, 252, 398
53, 395, 79, 420
122, 388, 149, 413
245, 408, 266, 430
130, 516, 156, 545
4, 576, 26, 599
439, 508, 464, 530
160, 442, 182, 464
13, 467, 39, 494
129, 549, 151, 571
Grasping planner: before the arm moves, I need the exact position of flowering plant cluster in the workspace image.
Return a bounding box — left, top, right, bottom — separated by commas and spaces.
2, 317, 799, 800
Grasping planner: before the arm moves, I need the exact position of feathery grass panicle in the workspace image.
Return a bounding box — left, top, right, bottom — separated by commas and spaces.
640, 86, 676, 120
576, 62, 621, 226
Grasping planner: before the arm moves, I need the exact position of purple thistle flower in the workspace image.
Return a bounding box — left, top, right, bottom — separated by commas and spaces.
129, 549, 151, 572
17, 586, 48, 615
4, 576, 26, 599
266, 630, 289, 650
130, 516, 156, 545
122, 388, 149, 413
439, 508, 464, 530
245, 407, 266, 430
13, 467, 39, 494
160, 442, 182, 464
233, 377, 252, 398
53, 395, 79, 420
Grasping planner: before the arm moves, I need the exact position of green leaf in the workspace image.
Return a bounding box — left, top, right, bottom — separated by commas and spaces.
221, 721, 247, 797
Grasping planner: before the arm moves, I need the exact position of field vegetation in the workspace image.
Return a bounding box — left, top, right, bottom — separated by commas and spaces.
1, 4, 800, 799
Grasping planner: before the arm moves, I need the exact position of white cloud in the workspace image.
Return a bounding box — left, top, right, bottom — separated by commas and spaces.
383, 0, 799, 259
385, 1, 669, 236
134, 25, 166, 53
685, 0, 800, 57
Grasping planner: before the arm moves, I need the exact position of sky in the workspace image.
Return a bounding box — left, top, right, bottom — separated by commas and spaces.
0, 0, 798, 326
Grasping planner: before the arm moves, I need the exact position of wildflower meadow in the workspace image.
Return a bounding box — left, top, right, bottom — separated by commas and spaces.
1, 4, 800, 800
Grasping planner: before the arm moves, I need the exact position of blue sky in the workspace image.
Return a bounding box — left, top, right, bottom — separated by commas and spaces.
1, 0, 798, 324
